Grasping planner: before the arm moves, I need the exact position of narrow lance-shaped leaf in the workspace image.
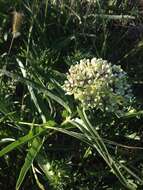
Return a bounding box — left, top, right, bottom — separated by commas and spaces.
77, 108, 139, 190
16, 137, 44, 190
0, 132, 33, 157
0, 123, 49, 157
1, 68, 71, 114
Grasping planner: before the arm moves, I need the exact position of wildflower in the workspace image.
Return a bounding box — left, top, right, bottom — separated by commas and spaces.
63, 57, 134, 115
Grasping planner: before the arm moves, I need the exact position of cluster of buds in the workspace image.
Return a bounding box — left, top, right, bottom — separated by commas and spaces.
63, 58, 134, 115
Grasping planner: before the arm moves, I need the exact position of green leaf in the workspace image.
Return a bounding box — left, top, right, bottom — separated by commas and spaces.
1, 68, 71, 114
16, 137, 44, 190
0, 99, 17, 122
17, 59, 46, 123
18, 120, 141, 189
123, 110, 143, 119
0, 132, 33, 157
0, 138, 15, 145
0, 120, 56, 157
76, 108, 139, 190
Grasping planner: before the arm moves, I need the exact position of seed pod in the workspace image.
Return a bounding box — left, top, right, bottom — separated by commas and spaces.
12, 11, 24, 38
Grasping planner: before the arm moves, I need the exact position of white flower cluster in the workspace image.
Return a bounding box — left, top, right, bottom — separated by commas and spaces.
63, 58, 134, 115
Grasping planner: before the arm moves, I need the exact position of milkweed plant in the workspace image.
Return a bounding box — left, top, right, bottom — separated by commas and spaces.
63, 57, 134, 116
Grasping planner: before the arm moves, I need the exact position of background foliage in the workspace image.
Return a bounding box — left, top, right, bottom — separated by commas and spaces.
0, 0, 143, 189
